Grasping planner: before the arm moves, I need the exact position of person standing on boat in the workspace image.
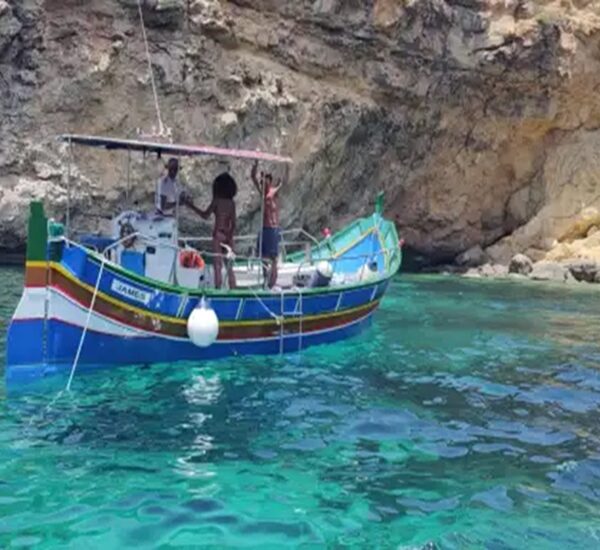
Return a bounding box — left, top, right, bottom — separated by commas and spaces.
156, 158, 188, 217
251, 161, 282, 289
188, 173, 238, 290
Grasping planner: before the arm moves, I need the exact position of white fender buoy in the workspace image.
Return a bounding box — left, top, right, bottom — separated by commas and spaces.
310, 260, 333, 288
316, 261, 333, 279
187, 298, 219, 348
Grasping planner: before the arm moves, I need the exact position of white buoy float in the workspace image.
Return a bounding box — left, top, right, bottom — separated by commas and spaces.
317, 261, 333, 279
187, 298, 219, 347
310, 261, 333, 288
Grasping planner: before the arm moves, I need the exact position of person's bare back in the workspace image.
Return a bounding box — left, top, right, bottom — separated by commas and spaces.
188, 172, 238, 289
211, 198, 236, 243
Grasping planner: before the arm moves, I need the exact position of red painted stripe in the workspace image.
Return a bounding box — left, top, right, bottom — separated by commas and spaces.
46, 276, 378, 341
25, 264, 379, 341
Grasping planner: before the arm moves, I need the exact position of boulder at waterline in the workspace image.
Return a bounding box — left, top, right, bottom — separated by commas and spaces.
508, 254, 533, 276
564, 260, 600, 284
529, 262, 573, 283
463, 263, 508, 279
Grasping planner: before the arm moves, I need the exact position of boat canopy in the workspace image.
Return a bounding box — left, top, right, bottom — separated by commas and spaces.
59, 134, 293, 164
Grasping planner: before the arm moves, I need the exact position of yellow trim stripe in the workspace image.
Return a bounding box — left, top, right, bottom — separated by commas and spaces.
28, 262, 380, 328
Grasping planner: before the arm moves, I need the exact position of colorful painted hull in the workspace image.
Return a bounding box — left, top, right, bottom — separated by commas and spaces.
6, 201, 401, 383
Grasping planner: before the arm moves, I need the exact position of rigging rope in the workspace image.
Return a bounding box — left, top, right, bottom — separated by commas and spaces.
136, 0, 170, 140
66, 257, 107, 391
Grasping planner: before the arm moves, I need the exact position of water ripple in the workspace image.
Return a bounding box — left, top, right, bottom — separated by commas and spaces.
1, 273, 600, 547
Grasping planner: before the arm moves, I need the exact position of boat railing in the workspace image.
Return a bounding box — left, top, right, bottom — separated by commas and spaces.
180, 228, 318, 243
53, 229, 399, 290
70, 224, 322, 267
179, 227, 320, 263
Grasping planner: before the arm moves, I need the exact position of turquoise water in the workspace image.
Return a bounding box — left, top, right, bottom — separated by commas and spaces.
1, 267, 600, 548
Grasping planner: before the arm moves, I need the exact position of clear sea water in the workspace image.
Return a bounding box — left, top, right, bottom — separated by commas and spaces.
1, 266, 600, 549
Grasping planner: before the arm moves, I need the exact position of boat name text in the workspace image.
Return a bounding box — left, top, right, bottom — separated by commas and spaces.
110, 279, 152, 305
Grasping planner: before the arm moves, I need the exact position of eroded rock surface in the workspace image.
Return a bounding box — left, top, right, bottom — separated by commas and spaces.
529, 261, 573, 283
1, 0, 600, 261
508, 253, 533, 276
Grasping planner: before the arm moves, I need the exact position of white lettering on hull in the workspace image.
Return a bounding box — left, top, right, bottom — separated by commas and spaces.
110, 279, 152, 306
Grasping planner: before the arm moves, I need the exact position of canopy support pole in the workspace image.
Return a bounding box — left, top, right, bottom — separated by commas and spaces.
176, 152, 181, 236
66, 139, 73, 239
126, 149, 132, 207
173, 152, 181, 286
258, 175, 265, 288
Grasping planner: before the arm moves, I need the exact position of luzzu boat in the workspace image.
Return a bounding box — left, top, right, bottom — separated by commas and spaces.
6, 135, 402, 383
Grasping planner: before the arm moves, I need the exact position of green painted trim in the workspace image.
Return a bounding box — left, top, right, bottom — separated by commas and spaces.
83, 250, 394, 299
70, 212, 401, 298
286, 212, 401, 275
26, 202, 48, 262
375, 192, 384, 216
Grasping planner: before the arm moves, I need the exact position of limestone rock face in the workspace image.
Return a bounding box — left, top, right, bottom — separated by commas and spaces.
0, 1, 21, 54
455, 245, 486, 267
1, 0, 600, 261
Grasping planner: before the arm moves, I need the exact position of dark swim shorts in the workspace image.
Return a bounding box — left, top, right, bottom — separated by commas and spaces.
258, 227, 280, 258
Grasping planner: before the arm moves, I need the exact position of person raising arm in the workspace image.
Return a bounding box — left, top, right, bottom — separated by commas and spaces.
251, 161, 282, 289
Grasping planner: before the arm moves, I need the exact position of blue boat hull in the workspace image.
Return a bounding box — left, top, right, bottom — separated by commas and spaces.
6, 312, 375, 383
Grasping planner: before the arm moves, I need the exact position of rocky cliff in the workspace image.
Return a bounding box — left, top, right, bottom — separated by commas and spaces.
1, 0, 600, 266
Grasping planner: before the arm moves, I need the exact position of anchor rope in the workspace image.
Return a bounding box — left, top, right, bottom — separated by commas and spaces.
66, 256, 107, 391
249, 286, 307, 356
136, 0, 169, 139
249, 287, 282, 325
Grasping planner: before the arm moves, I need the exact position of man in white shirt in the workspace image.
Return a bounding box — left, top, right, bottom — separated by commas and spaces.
156, 158, 185, 216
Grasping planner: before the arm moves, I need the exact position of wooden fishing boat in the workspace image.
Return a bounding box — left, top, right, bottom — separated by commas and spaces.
6, 136, 402, 383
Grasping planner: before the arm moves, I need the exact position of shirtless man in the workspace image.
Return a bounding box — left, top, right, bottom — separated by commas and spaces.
251, 161, 282, 289
189, 173, 237, 289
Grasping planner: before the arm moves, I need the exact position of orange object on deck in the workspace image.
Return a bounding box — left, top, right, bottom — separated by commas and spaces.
179, 250, 205, 269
